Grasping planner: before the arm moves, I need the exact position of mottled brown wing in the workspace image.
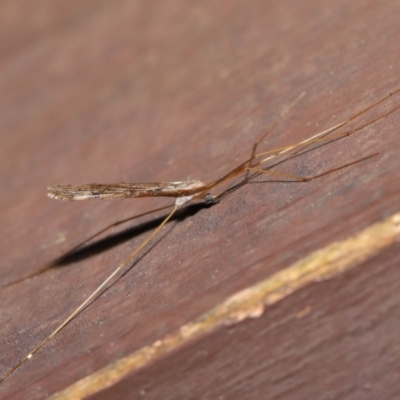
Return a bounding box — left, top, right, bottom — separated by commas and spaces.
47, 181, 206, 201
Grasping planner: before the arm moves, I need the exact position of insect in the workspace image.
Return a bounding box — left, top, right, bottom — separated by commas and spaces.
2, 87, 400, 384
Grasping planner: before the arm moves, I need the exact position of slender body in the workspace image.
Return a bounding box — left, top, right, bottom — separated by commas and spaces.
2, 87, 400, 383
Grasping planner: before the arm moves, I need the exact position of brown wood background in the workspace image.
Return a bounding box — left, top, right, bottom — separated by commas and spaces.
1, 1, 400, 399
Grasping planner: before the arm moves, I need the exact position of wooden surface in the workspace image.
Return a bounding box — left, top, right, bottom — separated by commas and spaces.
1, 1, 400, 399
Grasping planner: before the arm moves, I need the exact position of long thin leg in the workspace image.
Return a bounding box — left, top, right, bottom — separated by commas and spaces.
208, 88, 400, 199
248, 91, 307, 164
205, 87, 400, 202
249, 86, 400, 170
242, 92, 308, 186
0, 204, 180, 383
205, 129, 350, 194
246, 153, 378, 183
253, 94, 400, 170
212, 152, 378, 203
278, 98, 400, 164
2, 204, 175, 288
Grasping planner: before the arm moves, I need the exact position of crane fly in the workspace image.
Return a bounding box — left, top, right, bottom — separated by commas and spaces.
2, 87, 400, 384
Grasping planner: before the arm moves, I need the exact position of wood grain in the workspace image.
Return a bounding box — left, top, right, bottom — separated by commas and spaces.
1, 1, 400, 399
